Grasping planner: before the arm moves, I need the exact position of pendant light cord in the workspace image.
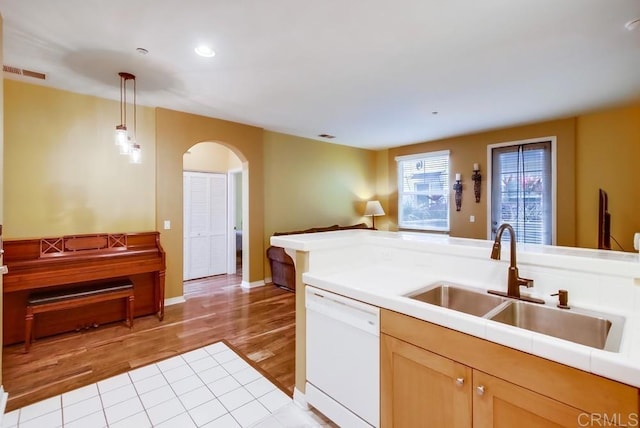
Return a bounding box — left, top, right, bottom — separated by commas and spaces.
133, 76, 136, 140
123, 76, 128, 130
119, 75, 124, 126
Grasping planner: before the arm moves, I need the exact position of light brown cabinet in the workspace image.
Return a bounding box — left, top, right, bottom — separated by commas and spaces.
381, 334, 471, 427
472, 370, 583, 428
381, 309, 639, 428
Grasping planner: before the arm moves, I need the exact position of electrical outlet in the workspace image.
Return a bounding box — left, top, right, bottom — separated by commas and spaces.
164, 220, 171, 230
470, 215, 475, 223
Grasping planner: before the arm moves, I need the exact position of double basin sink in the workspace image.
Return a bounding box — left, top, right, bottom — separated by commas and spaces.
407, 283, 625, 352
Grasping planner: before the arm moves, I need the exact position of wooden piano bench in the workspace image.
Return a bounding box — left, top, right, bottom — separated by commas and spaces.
24, 279, 135, 352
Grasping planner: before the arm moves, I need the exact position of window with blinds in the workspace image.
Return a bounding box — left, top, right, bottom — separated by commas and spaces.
396, 151, 450, 231
490, 141, 552, 245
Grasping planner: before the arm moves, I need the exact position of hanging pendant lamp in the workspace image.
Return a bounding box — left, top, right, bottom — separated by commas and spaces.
114, 72, 141, 163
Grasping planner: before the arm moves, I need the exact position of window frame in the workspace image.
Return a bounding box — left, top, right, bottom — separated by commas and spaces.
396, 150, 451, 232
486, 137, 557, 245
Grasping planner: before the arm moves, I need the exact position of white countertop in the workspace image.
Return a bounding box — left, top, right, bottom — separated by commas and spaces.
272, 229, 640, 277
272, 230, 640, 388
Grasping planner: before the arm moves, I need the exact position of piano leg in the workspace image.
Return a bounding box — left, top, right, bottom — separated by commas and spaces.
126, 295, 134, 328
24, 307, 34, 353
157, 270, 166, 321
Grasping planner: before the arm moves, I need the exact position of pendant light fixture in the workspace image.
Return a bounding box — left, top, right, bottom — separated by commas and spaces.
114, 72, 142, 163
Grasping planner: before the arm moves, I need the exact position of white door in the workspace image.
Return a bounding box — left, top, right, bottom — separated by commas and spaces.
184, 172, 227, 280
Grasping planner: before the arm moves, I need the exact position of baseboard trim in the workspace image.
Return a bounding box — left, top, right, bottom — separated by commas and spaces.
241, 280, 267, 289
164, 296, 186, 306
293, 387, 309, 409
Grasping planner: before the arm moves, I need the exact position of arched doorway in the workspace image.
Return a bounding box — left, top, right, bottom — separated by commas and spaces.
155, 108, 265, 303
182, 142, 247, 282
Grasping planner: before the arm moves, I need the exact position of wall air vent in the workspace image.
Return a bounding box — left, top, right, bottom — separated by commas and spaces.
3, 65, 46, 80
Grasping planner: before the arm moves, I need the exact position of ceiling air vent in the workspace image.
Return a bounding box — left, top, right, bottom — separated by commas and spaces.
3, 65, 46, 80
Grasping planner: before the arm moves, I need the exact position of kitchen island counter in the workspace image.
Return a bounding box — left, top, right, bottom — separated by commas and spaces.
272, 229, 640, 388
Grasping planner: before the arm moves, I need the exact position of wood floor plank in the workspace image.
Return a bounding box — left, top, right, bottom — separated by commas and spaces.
2, 272, 296, 412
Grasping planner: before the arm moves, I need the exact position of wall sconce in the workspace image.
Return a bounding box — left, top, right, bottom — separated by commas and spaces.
472, 163, 482, 203
364, 200, 385, 229
453, 173, 462, 212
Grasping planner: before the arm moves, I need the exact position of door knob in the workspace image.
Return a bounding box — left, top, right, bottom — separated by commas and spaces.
455, 377, 464, 386
476, 385, 485, 395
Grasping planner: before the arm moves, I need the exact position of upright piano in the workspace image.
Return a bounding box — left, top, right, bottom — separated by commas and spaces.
3, 231, 166, 345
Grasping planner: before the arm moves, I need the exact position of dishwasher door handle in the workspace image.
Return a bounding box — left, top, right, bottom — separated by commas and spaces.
306, 286, 379, 335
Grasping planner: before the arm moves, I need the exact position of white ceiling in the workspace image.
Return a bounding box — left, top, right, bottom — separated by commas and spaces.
1, 1, 639, 149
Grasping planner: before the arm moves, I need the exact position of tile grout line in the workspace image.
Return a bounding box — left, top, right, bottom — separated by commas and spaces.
157, 357, 199, 428
127, 369, 153, 428
194, 344, 245, 427
59, 395, 63, 427
93, 383, 108, 428
203, 343, 273, 427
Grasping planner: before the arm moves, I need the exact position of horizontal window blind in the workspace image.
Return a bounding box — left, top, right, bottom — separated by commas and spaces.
397, 151, 450, 231
491, 141, 552, 244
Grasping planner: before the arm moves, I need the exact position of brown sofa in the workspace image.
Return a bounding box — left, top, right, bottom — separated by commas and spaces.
267, 223, 369, 291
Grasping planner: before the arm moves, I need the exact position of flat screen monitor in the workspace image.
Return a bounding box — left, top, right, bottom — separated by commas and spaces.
598, 189, 611, 250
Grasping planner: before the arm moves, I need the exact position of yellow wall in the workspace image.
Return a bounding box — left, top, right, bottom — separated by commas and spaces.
3, 79, 638, 314
155, 108, 264, 297
375, 149, 391, 231
576, 103, 640, 250
263, 131, 378, 236
2, 82, 378, 299
387, 118, 577, 246
3, 80, 156, 238
183, 142, 242, 172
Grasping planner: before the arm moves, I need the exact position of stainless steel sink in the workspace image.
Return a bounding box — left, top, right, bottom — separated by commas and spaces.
489, 301, 625, 352
407, 283, 506, 317
406, 282, 625, 352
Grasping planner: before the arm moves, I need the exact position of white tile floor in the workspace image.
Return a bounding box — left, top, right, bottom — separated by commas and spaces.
3, 342, 331, 428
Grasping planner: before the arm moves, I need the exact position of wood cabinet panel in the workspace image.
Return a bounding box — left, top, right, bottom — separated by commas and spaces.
381, 334, 472, 428
473, 370, 583, 428
381, 308, 639, 417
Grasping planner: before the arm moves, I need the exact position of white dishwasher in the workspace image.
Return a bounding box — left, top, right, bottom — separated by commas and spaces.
305, 285, 379, 428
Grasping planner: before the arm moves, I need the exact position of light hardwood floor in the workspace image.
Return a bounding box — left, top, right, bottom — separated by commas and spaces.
2, 272, 296, 412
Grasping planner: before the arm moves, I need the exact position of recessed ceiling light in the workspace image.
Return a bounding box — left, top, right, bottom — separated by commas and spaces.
318, 134, 336, 139
136, 47, 149, 55
195, 45, 216, 57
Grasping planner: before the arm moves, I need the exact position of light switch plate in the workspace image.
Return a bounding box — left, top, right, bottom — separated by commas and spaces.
470, 215, 475, 223
164, 220, 171, 230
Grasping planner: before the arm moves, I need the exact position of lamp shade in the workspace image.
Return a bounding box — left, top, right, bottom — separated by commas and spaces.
118, 138, 132, 155
129, 142, 142, 164
364, 200, 385, 217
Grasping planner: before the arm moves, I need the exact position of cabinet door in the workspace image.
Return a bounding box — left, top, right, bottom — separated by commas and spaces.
473, 370, 584, 428
381, 334, 472, 428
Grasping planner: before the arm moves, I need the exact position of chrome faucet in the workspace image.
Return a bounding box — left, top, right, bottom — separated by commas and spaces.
488, 223, 544, 304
